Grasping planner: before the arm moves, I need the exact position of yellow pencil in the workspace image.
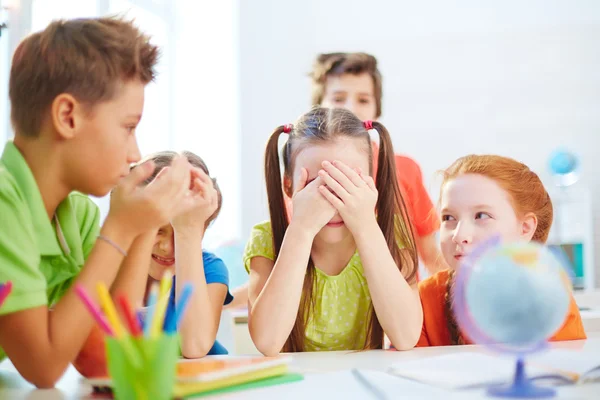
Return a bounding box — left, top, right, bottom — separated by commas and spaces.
150, 271, 173, 337
96, 283, 142, 368
96, 283, 124, 337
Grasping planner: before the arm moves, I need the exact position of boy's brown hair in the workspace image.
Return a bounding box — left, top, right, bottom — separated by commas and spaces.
9, 17, 159, 137
309, 52, 383, 118
132, 151, 223, 229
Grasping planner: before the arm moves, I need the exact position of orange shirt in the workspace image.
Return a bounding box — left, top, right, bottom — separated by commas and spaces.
372, 144, 439, 238
417, 270, 587, 347
73, 324, 108, 378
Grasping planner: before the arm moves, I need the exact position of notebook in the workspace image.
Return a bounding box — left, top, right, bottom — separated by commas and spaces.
388, 350, 600, 390
85, 356, 300, 398
177, 356, 292, 382
195, 369, 453, 400
177, 372, 304, 398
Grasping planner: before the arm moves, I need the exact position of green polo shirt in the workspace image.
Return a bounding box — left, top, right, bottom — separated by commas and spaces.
0, 141, 100, 360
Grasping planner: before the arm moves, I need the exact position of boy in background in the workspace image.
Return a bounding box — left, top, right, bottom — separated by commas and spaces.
311, 52, 447, 276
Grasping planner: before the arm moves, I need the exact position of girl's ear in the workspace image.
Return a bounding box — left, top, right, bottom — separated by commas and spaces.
283, 175, 293, 198
520, 212, 538, 241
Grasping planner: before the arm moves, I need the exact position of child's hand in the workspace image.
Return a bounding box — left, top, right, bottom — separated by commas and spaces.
317, 160, 378, 235
290, 168, 336, 236
107, 155, 195, 237
171, 168, 219, 234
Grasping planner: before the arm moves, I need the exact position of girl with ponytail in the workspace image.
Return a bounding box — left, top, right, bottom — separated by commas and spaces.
243, 107, 422, 355
418, 155, 586, 346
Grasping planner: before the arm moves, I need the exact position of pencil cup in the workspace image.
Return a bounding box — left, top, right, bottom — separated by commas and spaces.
106, 334, 179, 400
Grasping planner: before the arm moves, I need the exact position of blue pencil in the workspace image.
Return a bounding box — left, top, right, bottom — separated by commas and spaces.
163, 295, 176, 333
166, 282, 194, 334
136, 310, 145, 332
144, 282, 159, 337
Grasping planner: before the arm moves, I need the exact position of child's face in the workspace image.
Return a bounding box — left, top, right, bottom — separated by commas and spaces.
320, 73, 377, 121
65, 79, 145, 197
439, 174, 535, 269
291, 138, 370, 244
150, 224, 175, 280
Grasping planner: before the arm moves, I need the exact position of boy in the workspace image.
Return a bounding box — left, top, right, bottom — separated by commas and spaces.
0, 17, 201, 387
312, 52, 447, 276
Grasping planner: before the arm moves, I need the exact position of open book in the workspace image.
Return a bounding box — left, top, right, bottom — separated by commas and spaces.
86, 356, 301, 398
388, 350, 600, 390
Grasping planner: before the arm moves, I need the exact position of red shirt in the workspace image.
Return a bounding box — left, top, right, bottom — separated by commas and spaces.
372, 144, 439, 238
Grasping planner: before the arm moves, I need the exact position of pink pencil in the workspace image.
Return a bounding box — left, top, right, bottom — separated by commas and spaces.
75, 284, 115, 336
0, 281, 12, 307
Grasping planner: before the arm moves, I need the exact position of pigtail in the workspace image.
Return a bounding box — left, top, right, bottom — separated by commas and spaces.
264, 126, 290, 256
264, 125, 314, 353
359, 122, 418, 350
371, 121, 418, 282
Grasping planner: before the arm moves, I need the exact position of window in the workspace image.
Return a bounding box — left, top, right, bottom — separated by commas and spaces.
109, 0, 172, 154
31, 0, 97, 32
4, 0, 241, 248
0, 6, 8, 145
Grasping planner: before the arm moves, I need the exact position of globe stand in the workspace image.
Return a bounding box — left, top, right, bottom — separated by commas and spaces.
487, 358, 555, 398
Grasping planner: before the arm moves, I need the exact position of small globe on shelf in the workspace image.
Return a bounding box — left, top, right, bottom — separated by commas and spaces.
548, 148, 580, 187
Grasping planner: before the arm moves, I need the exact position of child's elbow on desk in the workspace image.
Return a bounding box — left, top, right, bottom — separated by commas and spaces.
387, 323, 422, 351
390, 338, 419, 351
249, 327, 284, 357
180, 337, 214, 359
255, 344, 282, 357
15, 350, 73, 388
252, 337, 283, 357
24, 368, 66, 389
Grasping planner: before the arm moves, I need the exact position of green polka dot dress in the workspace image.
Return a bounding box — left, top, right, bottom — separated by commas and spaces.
243, 221, 372, 351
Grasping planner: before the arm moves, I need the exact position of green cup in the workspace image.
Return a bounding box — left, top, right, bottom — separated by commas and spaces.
106, 334, 179, 400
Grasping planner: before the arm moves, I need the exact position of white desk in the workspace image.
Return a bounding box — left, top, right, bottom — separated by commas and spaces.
0, 338, 599, 399
226, 310, 600, 356
575, 290, 600, 333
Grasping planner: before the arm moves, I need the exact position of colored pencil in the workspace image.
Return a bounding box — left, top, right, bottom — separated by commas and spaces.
96, 283, 124, 337
0, 281, 13, 308
144, 282, 159, 337
117, 295, 143, 337
75, 284, 114, 336
172, 282, 194, 330
150, 271, 173, 337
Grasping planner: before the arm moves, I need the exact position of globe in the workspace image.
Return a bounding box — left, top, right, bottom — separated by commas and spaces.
453, 238, 572, 398
548, 149, 580, 187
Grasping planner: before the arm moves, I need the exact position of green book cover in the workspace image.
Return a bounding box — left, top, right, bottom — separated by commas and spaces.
182, 373, 304, 398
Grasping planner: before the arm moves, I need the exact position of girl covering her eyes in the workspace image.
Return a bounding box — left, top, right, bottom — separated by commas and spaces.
244, 107, 422, 355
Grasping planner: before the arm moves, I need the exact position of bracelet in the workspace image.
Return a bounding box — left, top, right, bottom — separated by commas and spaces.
98, 234, 128, 257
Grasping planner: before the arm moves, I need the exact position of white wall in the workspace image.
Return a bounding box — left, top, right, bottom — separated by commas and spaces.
0, 0, 32, 144
239, 0, 600, 285
170, 0, 241, 248
0, 13, 8, 145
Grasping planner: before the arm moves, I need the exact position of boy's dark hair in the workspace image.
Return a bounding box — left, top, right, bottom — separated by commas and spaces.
309, 52, 383, 118
9, 16, 159, 137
